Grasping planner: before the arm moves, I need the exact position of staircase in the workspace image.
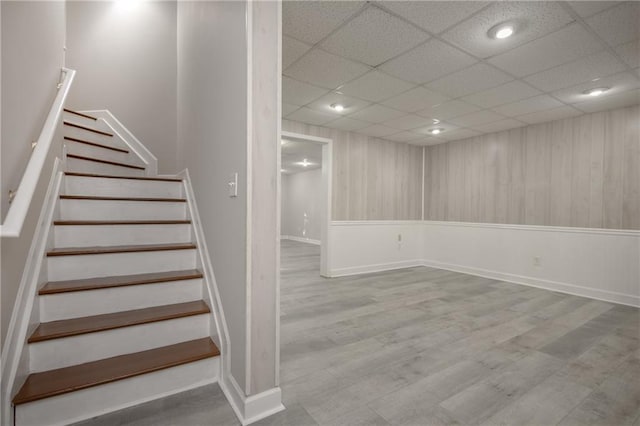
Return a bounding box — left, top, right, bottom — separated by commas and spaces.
10, 109, 222, 426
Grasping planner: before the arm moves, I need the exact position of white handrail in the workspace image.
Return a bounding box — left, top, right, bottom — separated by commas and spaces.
0, 67, 76, 238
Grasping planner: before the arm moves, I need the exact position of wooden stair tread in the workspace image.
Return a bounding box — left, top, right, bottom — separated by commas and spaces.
65, 172, 182, 182
64, 108, 98, 121
60, 195, 186, 202
64, 136, 129, 153
12, 337, 219, 405
67, 154, 146, 170
64, 121, 113, 136
39, 269, 203, 294
54, 220, 191, 226
28, 301, 210, 343
47, 242, 196, 256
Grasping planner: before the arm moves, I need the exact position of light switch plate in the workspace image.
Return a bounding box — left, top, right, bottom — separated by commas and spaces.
228, 173, 238, 198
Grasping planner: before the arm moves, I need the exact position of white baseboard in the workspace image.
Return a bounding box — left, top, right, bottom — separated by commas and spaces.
220, 373, 284, 426
281, 235, 320, 245
422, 259, 640, 308
329, 259, 424, 278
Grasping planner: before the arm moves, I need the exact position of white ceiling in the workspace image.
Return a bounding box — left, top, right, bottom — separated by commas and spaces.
281, 139, 323, 174
282, 1, 640, 146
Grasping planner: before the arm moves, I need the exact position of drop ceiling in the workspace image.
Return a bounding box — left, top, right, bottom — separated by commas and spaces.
282, 1, 640, 145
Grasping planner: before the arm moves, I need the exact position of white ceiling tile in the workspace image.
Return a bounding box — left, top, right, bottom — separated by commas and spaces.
635, 68, 640, 79
379, 39, 476, 84
384, 114, 433, 130
615, 40, 640, 68
282, 1, 366, 44
462, 81, 541, 108
524, 50, 627, 92
417, 99, 481, 120
282, 77, 329, 106
380, 1, 489, 34
425, 63, 513, 98
306, 92, 371, 116
321, 6, 428, 67
383, 131, 424, 143
348, 104, 406, 123
380, 86, 450, 112
287, 107, 337, 126
552, 72, 640, 104
283, 36, 312, 69
491, 95, 564, 117
568, 1, 621, 18
437, 128, 482, 141
327, 117, 371, 131
573, 88, 640, 113
517, 105, 583, 124
284, 48, 370, 90
488, 24, 604, 77
471, 118, 526, 133
441, 2, 573, 59
357, 124, 399, 138
282, 103, 300, 116
338, 70, 415, 102
586, 2, 640, 47
449, 110, 505, 127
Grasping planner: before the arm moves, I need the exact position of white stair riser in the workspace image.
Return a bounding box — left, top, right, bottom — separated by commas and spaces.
48, 249, 197, 281
15, 357, 219, 426
66, 157, 146, 177
54, 224, 192, 247
64, 176, 183, 198
63, 125, 121, 147
30, 314, 210, 372
66, 141, 143, 167
39, 279, 204, 322
59, 199, 187, 221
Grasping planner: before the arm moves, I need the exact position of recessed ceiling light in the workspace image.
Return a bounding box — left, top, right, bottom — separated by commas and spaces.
429, 128, 444, 135
583, 87, 609, 97
432, 119, 440, 124
296, 158, 311, 167
488, 22, 515, 40
330, 103, 345, 112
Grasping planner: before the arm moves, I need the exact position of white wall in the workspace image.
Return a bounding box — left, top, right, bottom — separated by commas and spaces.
1, 0, 66, 348
327, 221, 640, 307
65, 1, 177, 173
281, 169, 322, 242
177, 0, 248, 392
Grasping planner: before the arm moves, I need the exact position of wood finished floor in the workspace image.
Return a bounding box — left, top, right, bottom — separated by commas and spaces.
76, 240, 640, 426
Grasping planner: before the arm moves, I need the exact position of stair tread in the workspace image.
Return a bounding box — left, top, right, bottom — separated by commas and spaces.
40, 269, 203, 294
28, 300, 210, 343
54, 220, 191, 225
64, 108, 98, 121
60, 195, 186, 202
67, 153, 146, 170
65, 172, 182, 182
12, 337, 219, 404
64, 136, 129, 153
64, 120, 113, 136
47, 242, 196, 256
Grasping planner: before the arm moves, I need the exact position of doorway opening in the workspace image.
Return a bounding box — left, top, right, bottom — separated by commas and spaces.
280, 131, 332, 277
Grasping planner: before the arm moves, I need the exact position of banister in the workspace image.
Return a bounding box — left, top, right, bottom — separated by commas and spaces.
0, 67, 76, 238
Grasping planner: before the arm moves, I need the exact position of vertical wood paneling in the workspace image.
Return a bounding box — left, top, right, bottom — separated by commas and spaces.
282, 119, 422, 221
423, 105, 639, 230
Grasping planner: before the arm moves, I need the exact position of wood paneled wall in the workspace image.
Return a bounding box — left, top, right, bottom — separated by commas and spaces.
424, 105, 640, 230
282, 120, 423, 220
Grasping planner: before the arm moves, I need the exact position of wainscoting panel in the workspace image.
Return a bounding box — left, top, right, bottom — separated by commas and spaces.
423, 105, 640, 230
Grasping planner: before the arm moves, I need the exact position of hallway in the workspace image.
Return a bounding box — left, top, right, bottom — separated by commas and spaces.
77, 240, 640, 425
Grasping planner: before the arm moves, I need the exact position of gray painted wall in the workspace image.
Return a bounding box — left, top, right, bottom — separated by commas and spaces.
282, 169, 322, 241
1, 0, 66, 348
176, 0, 249, 392
65, 1, 178, 173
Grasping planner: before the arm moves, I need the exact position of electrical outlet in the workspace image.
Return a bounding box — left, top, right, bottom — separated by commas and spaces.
533, 256, 541, 267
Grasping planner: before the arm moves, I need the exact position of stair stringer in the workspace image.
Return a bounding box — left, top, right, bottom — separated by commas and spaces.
78, 109, 159, 176
1, 159, 63, 426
